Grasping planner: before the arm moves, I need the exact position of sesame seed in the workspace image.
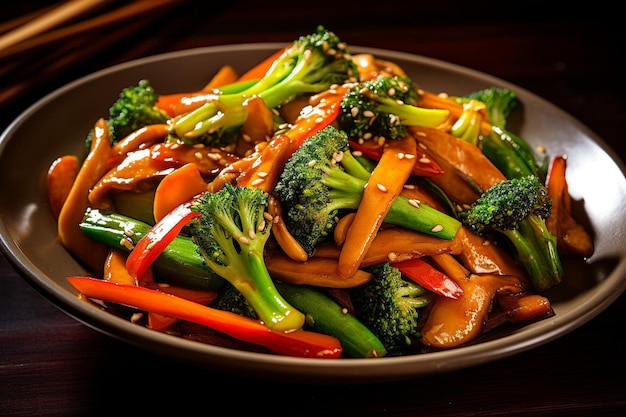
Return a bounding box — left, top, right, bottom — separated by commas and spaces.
404, 153, 415, 160
431, 224, 444, 233
257, 220, 266, 231
242, 133, 252, 143
363, 110, 375, 118
351, 107, 359, 117
403, 184, 415, 190
419, 156, 431, 164
146, 241, 157, 250
238, 236, 250, 245
363, 132, 372, 140
248, 228, 256, 240
263, 212, 274, 221
352, 150, 363, 157
256, 171, 268, 178
130, 312, 143, 323
315, 117, 324, 123
415, 131, 427, 137
376, 183, 387, 192
387, 87, 396, 96
408, 199, 421, 208
250, 177, 265, 186
387, 252, 398, 262
192, 143, 204, 149
308, 160, 317, 167
194, 151, 203, 160
119, 238, 134, 250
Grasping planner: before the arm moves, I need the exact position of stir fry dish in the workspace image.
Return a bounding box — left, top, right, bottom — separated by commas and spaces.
49, 26, 595, 359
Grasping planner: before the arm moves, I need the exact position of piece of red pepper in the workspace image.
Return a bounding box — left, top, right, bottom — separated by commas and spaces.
349, 139, 444, 177
285, 86, 348, 154
391, 257, 463, 299
126, 199, 200, 280
67, 277, 342, 358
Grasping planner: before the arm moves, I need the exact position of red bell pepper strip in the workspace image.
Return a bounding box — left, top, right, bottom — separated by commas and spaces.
392, 257, 463, 299
66, 277, 343, 358
126, 199, 201, 280
348, 139, 444, 177
285, 85, 348, 154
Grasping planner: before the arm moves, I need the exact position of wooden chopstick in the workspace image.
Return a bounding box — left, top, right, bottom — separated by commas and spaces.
0, 0, 110, 51
0, 3, 60, 35
0, 0, 185, 62
0, 2, 179, 108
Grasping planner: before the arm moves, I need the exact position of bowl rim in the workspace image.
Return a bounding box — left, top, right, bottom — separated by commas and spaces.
2, 42, 625, 383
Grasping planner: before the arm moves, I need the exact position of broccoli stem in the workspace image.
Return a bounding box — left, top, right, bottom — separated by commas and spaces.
504, 216, 563, 292
79, 209, 224, 291
324, 151, 461, 240
222, 251, 304, 331
378, 98, 450, 129
481, 126, 544, 181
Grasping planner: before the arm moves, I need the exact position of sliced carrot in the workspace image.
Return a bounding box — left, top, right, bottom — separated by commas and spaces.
57, 118, 110, 273
103, 249, 140, 286
545, 155, 594, 257
336, 136, 417, 278
153, 163, 208, 223
233, 133, 292, 193
47, 155, 79, 219
496, 291, 552, 324
155, 65, 240, 117
235, 95, 276, 155
202, 64, 239, 90
236, 45, 290, 82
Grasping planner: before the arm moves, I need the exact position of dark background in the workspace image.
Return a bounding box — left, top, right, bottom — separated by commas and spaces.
2, 1, 625, 416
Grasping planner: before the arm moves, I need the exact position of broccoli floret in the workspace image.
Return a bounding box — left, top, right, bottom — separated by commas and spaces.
459, 175, 563, 292
274, 125, 461, 256
86, 79, 169, 148
210, 282, 258, 319
351, 262, 431, 354
456, 87, 548, 181
338, 75, 449, 141
189, 183, 305, 332
171, 26, 359, 146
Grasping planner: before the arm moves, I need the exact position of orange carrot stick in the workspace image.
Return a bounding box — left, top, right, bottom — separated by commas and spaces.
47, 154, 79, 219
336, 136, 417, 278
152, 162, 208, 223
57, 118, 110, 273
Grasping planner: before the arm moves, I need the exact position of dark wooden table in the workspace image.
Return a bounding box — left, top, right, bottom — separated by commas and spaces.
2, 1, 625, 416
